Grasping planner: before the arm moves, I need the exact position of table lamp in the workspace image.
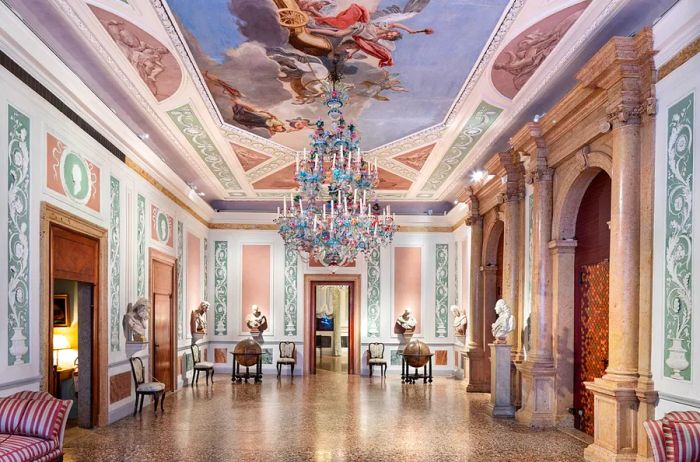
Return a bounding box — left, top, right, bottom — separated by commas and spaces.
53, 334, 70, 368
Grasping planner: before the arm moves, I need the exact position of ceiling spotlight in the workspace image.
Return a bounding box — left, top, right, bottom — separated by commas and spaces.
453, 199, 459, 205
533, 112, 546, 123
139, 133, 150, 140
470, 170, 487, 184
187, 183, 205, 200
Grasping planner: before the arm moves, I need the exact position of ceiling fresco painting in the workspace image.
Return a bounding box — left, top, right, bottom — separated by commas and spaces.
166, 0, 511, 150
231, 143, 272, 171
393, 143, 434, 170
90, 5, 182, 102
491, 1, 589, 99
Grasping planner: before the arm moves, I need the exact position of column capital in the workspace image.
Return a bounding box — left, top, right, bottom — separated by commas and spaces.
498, 150, 525, 201
464, 190, 482, 227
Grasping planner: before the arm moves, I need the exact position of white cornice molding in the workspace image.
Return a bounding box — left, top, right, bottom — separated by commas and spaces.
0, 2, 215, 222
653, 0, 700, 66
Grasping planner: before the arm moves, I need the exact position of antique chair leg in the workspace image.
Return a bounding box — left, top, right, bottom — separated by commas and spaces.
133, 394, 139, 416
153, 394, 158, 415
139, 394, 144, 412
160, 391, 165, 411
291, 364, 294, 376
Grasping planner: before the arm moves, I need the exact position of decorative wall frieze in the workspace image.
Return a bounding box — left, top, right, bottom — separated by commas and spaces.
109, 176, 121, 352
213, 241, 228, 336
435, 244, 449, 338
7, 106, 30, 365
283, 245, 298, 336
203, 238, 209, 301
176, 221, 184, 339
366, 247, 381, 338
136, 194, 146, 298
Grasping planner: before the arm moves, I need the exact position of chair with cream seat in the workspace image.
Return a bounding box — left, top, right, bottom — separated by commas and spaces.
277, 341, 296, 377
129, 356, 165, 416
368, 342, 387, 377
191, 343, 215, 385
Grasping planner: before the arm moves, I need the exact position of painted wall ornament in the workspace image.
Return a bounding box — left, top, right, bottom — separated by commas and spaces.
47, 134, 101, 212
491, 299, 514, 343
434, 243, 449, 337
663, 93, 693, 381
366, 247, 381, 338
150, 205, 174, 247
190, 301, 210, 335
109, 176, 121, 352
491, 1, 589, 99
136, 194, 146, 298
123, 298, 149, 343
283, 245, 299, 336
395, 307, 417, 333
246, 304, 268, 334
214, 241, 228, 335
451, 304, 467, 336
7, 105, 30, 365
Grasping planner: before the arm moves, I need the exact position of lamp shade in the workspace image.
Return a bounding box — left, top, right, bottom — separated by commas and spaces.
53, 334, 70, 350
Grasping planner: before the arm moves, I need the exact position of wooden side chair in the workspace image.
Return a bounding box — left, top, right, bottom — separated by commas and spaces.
368, 342, 387, 377
276, 341, 296, 377
129, 356, 165, 415
191, 343, 215, 385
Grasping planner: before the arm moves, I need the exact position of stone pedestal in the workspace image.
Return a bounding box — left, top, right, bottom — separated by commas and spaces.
515, 357, 557, 427
466, 348, 490, 392
488, 343, 515, 417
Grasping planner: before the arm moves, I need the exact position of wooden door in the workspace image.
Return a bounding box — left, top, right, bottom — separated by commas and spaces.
151, 254, 175, 392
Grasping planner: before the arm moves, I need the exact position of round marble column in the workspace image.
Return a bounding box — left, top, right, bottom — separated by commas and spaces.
466, 205, 489, 392
502, 197, 521, 351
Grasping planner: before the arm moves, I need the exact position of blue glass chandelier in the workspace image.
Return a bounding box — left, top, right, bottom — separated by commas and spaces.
274, 72, 397, 267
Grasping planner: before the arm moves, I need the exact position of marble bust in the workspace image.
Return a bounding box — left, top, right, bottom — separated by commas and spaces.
395, 308, 417, 333
190, 301, 209, 335
123, 298, 149, 343
450, 304, 467, 336
491, 299, 514, 343
246, 304, 268, 334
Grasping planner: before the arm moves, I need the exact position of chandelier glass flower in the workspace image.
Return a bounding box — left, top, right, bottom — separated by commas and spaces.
274, 75, 397, 267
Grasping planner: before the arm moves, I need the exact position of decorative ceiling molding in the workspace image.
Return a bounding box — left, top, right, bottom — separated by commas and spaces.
231, 143, 270, 172
394, 144, 435, 171
440, 0, 624, 200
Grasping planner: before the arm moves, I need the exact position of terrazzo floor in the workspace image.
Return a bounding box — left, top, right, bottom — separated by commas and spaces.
63, 371, 586, 462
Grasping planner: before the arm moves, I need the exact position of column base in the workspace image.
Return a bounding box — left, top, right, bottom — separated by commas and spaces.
583, 375, 639, 462
515, 358, 557, 427
487, 402, 516, 418
466, 348, 490, 393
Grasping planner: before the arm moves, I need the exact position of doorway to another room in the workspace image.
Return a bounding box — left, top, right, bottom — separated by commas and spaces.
314, 283, 351, 373
149, 250, 177, 392
41, 203, 108, 427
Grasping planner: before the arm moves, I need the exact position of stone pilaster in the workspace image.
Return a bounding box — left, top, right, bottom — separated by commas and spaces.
465, 193, 489, 392
577, 28, 655, 462
515, 123, 557, 427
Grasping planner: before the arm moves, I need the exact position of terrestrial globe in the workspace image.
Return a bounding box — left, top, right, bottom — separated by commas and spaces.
402, 339, 431, 368
234, 338, 262, 367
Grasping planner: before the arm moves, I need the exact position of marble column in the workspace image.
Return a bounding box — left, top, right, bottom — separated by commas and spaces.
579, 30, 654, 462
466, 194, 489, 392
516, 124, 557, 427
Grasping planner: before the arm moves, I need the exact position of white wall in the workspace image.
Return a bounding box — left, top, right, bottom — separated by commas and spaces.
651, 0, 700, 414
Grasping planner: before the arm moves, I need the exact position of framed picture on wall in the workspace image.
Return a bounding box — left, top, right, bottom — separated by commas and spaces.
53, 294, 70, 327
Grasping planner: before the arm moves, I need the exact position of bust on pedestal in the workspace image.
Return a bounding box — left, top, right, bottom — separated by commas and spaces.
487, 299, 515, 418
246, 305, 268, 337
190, 301, 209, 344
123, 298, 149, 356
394, 308, 417, 348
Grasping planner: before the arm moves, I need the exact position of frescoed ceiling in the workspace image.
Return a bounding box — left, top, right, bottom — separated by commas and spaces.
4, 0, 678, 211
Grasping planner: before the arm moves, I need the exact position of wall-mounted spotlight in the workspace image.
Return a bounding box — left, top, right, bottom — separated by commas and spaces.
470, 169, 488, 184
187, 183, 205, 200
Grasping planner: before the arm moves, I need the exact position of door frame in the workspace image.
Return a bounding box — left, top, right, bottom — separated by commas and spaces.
304, 274, 361, 375
40, 202, 108, 426
149, 248, 177, 392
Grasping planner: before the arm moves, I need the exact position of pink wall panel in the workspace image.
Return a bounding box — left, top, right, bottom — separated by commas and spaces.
186, 233, 201, 315
241, 245, 271, 331
394, 247, 422, 334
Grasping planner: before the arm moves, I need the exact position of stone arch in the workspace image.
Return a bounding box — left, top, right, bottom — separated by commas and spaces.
552, 150, 612, 240
482, 210, 504, 266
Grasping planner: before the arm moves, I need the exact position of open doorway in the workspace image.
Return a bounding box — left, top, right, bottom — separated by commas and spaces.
41, 203, 107, 427
314, 284, 350, 373
304, 275, 361, 375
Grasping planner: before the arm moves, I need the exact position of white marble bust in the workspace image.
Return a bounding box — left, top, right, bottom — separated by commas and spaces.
395, 308, 417, 332
123, 298, 149, 343
491, 299, 514, 343
450, 304, 467, 336
190, 301, 209, 335
246, 304, 268, 333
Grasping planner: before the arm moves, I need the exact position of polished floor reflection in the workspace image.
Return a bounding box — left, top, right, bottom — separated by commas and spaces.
63, 373, 586, 461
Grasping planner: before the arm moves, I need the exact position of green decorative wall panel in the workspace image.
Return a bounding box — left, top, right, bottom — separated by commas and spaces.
167, 104, 241, 191
177, 221, 184, 339
109, 176, 121, 352
435, 244, 449, 338
283, 245, 298, 336
366, 247, 381, 338
136, 194, 146, 298
7, 106, 30, 365
421, 101, 502, 192
663, 93, 693, 381
203, 238, 209, 301
214, 241, 228, 335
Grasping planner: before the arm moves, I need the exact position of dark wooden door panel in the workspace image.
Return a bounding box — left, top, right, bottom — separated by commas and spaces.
153, 293, 172, 391
52, 226, 98, 283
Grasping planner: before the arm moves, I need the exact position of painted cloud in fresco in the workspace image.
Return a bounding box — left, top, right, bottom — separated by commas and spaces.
168, 0, 510, 149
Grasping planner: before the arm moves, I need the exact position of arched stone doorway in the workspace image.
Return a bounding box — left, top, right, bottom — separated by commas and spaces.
482, 214, 504, 382
550, 150, 613, 427
572, 171, 611, 434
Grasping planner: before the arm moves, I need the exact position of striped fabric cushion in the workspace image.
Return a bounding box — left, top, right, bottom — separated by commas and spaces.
666, 412, 700, 423
663, 420, 700, 462
0, 399, 29, 434
643, 419, 667, 462
9, 391, 52, 401
34, 449, 62, 462
0, 434, 56, 462
15, 399, 70, 442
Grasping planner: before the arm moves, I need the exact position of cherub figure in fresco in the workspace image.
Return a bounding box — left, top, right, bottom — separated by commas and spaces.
307, 1, 434, 68
298, 0, 333, 16
286, 117, 312, 132
205, 72, 286, 136
360, 70, 407, 101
